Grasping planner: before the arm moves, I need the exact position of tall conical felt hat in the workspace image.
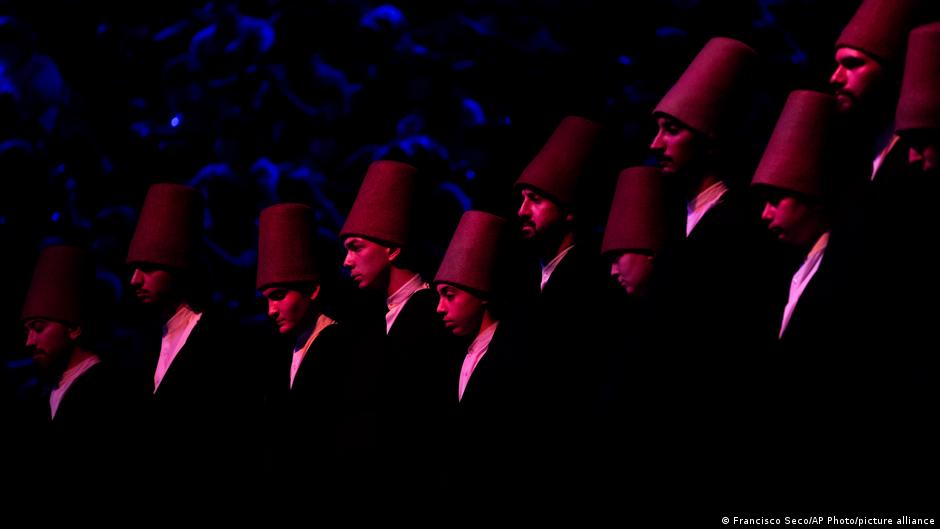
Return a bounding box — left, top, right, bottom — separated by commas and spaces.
514, 116, 603, 207
126, 183, 204, 269
896, 22, 940, 133
434, 211, 507, 295
22, 245, 91, 325
602, 167, 668, 255
752, 90, 837, 199
836, 0, 925, 67
653, 37, 759, 139
257, 203, 320, 290
340, 160, 418, 247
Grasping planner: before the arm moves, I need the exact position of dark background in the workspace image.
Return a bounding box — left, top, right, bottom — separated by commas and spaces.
1, 0, 859, 377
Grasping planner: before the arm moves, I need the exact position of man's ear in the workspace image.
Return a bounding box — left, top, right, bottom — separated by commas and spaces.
68, 326, 83, 341
565, 212, 576, 224
387, 247, 402, 263
308, 285, 322, 302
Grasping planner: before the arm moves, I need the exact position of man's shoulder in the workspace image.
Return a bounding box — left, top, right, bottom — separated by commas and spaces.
401, 287, 438, 313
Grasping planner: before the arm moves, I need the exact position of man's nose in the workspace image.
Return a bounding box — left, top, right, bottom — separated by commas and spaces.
650, 130, 666, 152
517, 200, 530, 218
761, 202, 775, 221
829, 66, 846, 88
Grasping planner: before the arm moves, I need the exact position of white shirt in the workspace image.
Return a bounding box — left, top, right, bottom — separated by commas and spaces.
154, 304, 203, 392
386, 273, 429, 334
871, 134, 901, 181
780, 232, 830, 338
687, 180, 729, 237
459, 322, 499, 402
541, 244, 575, 292
50, 354, 101, 419
291, 314, 337, 389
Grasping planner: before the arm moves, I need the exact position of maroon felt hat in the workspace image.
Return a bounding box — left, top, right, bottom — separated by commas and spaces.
654, 37, 759, 139
514, 116, 603, 206
434, 211, 507, 295
126, 183, 204, 269
602, 167, 668, 256
22, 245, 91, 325
836, 0, 925, 66
896, 22, 940, 133
257, 203, 320, 290
751, 90, 837, 199
340, 160, 418, 247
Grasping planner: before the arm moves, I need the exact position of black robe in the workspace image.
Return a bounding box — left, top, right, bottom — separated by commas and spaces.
260, 319, 383, 514
134, 309, 264, 509
373, 288, 464, 511
7, 357, 145, 517
444, 317, 540, 518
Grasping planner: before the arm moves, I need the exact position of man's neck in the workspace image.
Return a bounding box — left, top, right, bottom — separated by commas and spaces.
845, 104, 896, 156
160, 299, 189, 324
873, 121, 896, 153
292, 313, 322, 348
386, 267, 421, 299
539, 231, 576, 264
806, 226, 830, 253
47, 346, 96, 384
689, 170, 722, 202
475, 310, 499, 341
66, 346, 96, 371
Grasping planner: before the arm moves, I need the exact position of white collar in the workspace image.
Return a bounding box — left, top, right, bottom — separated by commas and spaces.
164, 303, 201, 335
687, 180, 729, 236
468, 322, 499, 356
540, 244, 575, 291
387, 273, 428, 311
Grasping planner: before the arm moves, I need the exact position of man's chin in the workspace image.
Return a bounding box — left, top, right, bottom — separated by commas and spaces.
835, 94, 854, 113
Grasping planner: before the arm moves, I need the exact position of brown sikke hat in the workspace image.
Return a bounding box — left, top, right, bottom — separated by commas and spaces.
126, 183, 204, 270
257, 203, 320, 290
751, 90, 837, 199
602, 167, 668, 256
896, 22, 940, 133
514, 116, 603, 207
836, 0, 926, 66
22, 245, 91, 325
654, 37, 759, 140
340, 160, 418, 247
434, 211, 507, 296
